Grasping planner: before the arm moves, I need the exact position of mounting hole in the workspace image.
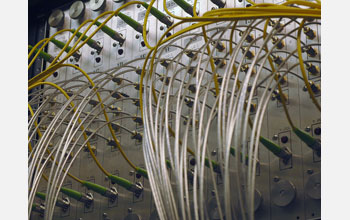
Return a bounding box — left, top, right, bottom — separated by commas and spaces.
136, 173, 142, 179
166, 32, 172, 38
118, 49, 124, 55
314, 127, 321, 135
190, 158, 196, 166
137, 4, 141, 8
53, 72, 58, 78
141, 41, 145, 47
95, 57, 101, 63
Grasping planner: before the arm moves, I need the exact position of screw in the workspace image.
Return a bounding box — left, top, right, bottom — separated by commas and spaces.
307, 169, 314, 175
211, 150, 217, 156
70, 58, 74, 62
113, 42, 117, 47
273, 176, 280, 182
160, 26, 164, 31
105, 176, 109, 181
91, 51, 95, 55
103, 213, 108, 217
305, 126, 311, 132
303, 86, 308, 91
128, 208, 132, 213
129, 170, 134, 176
272, 134, 278, 140
135, 34, 140, 39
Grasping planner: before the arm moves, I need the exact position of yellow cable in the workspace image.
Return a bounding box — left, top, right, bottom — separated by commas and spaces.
296, 20, 321, 111
28, 81, 110, 177
60, 63, 137, 170
29, 102, 84, 184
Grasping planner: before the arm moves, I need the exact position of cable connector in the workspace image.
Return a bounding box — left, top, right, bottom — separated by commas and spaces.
308, 81, 320, 93
268, 19, 283, 32
117, 12, 145, 34
28, 45, 55, 63
241, 64, 256, 75
271, 36, 285, 49
131, 131, 142, 141
211, 40, 225, 52
141, 2, 174, 27
112, 77, 123, 85
271, 54, 284, 66
82, 181, 118, 201
132, 116, 143, 125
305, 63, 320, 75
160, 59, 170, 68
210, 0, 226, 8
70, 29, 103, 54
303, 26, 316, 40
185, 50, 198, 60
242, 47, 255, 59
303, 46, 318, 57
259, 136, 292, 163
214, 58, 226, 68
94, 21, 125, 46
50, 38, 81, 61
272, 90, 288, 102
159, 75, 170, 85
293, 127, 321, 154
108, 175, 144, 198
32, 203, 45, 215
239, 31, 254, 43
173, 0, 199, 16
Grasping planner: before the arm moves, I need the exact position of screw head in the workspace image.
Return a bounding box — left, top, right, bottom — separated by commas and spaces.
211, 150, 217, 156
307, 169, 314, 175
272, 134, 278, 140
70, 58, 74, 62
135, 34, 140, 39
160, 26, 164, 31
113, 42, 117, 47
129, 170, 134, 176
128, 208, 132, 213
305, 126, 311, 132
91, 51, 95, 55
273, 176, 280, 182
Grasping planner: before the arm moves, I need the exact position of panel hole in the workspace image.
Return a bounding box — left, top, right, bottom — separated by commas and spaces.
53, 72, 58, 78
118, 49, 124, 55
95, 57, 101, 63
141, 41, 145, 47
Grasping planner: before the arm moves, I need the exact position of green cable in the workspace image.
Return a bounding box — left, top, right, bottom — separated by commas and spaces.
173, 0, 197, 17
49, 38, 81, 60
117, 12, 144, 34
70, 29, 103, 53
259, 136, 291, 160
82, 181, 107, 195
136, 167, 148, 179
28, 45, 55, 63
94, 21, 125, 45
141, 2, 173, 27
60, 187, 83, 201
293, 127, 321, 152
108, 174, 143, 197
35, 191, 70, 209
